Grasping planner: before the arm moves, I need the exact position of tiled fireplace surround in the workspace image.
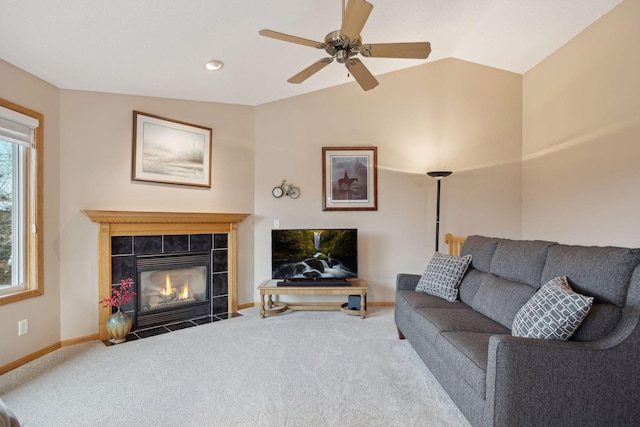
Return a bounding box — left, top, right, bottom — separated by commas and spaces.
112, 233, 228, 332
83, 210, 249, 341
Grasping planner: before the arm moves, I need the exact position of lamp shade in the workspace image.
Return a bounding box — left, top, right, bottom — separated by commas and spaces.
427, 171, 452, 178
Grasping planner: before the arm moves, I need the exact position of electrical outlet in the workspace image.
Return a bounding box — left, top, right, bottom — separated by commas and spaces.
274, 219, 280, 229
18, 319, 28, 336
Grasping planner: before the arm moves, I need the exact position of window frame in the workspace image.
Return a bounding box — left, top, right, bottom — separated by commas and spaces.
0, 98, 43, 306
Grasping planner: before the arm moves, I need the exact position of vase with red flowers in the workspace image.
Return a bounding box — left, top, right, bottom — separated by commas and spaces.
100, 277, 136, 344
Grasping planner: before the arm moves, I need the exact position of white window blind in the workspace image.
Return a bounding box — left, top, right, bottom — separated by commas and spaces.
0, 105, 39, 148
0, 105, 39, 235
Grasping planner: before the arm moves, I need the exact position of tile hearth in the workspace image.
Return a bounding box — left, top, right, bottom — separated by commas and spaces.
103, 312, 242, 345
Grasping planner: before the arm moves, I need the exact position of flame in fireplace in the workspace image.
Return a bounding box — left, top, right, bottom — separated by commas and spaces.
180, 283, 190, 300
155, 274, 193, 304
162, 275, 173, 296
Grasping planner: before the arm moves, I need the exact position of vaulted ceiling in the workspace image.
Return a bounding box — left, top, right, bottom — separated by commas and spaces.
0, 0, 622, 106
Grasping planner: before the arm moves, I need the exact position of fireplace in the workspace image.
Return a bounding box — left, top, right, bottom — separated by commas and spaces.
82, 210, 250, 341
136, 252, 211, 329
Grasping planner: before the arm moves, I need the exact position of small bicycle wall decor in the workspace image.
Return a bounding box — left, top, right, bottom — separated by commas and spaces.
272, 180, 300, 199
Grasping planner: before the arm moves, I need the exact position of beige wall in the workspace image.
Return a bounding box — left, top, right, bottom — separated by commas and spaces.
0, 60, 61, 366
254, 58, 522, 303
522, 0, 640, 246
59, 91, 255, 340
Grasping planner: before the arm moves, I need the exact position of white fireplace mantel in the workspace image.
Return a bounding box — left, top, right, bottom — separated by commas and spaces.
83, 210, 250, 340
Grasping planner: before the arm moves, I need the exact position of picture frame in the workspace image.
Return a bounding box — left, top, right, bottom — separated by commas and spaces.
322, 146, 378, 211
132, 111, 212, 188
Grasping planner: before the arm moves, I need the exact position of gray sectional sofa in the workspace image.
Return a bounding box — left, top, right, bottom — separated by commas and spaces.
395, 235, 640, 427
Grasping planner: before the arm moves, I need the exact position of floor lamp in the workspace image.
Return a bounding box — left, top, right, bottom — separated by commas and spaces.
427, 171, 452, 252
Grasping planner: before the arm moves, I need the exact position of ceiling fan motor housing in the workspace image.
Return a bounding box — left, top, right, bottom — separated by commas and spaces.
324, 30, 361, 63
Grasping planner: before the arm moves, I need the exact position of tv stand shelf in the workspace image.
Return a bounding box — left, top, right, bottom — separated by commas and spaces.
258, 278, 367, 319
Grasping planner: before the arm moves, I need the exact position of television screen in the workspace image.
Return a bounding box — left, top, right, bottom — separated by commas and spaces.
271, 229, 358, 280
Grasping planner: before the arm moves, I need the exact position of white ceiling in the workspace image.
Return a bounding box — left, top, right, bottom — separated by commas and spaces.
0, 0, 622, 106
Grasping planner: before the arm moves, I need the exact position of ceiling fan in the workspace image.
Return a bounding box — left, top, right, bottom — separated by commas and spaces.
259, 0, 431, 91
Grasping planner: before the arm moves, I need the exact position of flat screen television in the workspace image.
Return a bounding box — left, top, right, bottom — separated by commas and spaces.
271, 229, 358, 280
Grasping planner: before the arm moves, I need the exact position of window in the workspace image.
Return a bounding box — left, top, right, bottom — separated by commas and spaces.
0, 98, 43, 305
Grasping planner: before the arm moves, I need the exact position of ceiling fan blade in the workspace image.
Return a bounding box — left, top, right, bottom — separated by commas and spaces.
361, 42, 432, 59
346, 58, 379, 91
340, 0, 373, 41
259, 29, 326, 49
287, 58, 334, 84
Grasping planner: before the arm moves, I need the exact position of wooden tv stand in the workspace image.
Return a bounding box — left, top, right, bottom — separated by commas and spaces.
258, 278, 367, 319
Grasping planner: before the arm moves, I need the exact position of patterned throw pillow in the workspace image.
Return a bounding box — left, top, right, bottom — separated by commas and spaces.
415, 253, 472, 302
512, 276, 593, 340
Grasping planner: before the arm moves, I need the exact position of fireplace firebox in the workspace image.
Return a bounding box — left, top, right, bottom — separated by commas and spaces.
136, 252, 211, 329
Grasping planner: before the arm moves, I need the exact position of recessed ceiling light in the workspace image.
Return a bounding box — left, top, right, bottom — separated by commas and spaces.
205, 60, 224, 71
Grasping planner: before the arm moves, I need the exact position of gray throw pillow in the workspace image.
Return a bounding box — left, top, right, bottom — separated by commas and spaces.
512, 276, 593, 340
415, 253, 472, 302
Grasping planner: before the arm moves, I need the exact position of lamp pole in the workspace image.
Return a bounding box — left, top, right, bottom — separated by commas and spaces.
427, 171, 452, 252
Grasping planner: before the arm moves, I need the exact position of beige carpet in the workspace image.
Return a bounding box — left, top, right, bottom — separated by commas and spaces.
0, 307, 470, 426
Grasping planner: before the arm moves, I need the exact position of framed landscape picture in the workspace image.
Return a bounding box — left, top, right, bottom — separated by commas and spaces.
322, 146, 378, 211
132, 111, 212, 188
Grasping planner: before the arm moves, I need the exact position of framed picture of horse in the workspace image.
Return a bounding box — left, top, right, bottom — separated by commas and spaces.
322, 146, 378, 211
132, 111, 212, 188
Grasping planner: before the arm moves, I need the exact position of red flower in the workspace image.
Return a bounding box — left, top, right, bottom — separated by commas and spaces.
99, 278, 136, 308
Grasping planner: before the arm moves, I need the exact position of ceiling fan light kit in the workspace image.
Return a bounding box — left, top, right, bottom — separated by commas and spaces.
259, 0, 431, 91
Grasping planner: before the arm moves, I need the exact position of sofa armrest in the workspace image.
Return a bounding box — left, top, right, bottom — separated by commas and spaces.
487, 334, 639, 426
396, 273, 420, 291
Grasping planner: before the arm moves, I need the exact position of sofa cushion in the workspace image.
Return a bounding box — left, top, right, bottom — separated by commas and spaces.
490, 239, 556, 287
512, 276, 594, 340
458, 268, 487, 307
415, 253, 472, 302
461, 235, 500, 273
395, 289, 469, 338
397, 290, 469, 310
541, 244, 640, 307
412, 306, 509, 345
436, 332, 497, 398
472, 274, 537, 329
571, 302, 621, 342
